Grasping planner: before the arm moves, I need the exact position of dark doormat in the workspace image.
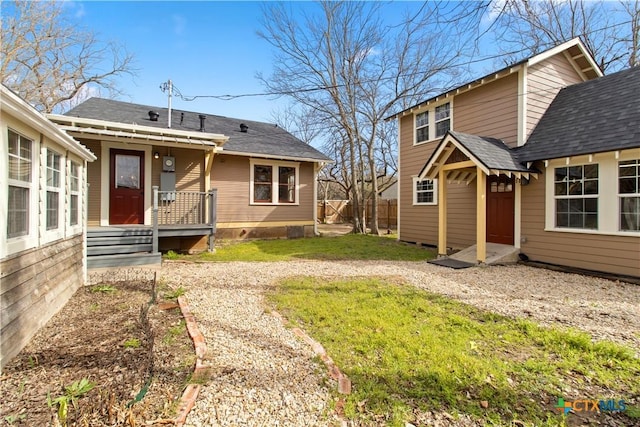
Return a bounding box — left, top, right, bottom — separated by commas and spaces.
428, 258, 476, 269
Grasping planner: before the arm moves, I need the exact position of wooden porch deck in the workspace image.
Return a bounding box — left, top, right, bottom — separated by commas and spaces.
86, 189, 216, 269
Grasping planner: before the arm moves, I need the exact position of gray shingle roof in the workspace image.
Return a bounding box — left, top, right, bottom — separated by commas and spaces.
64, 98, 332, 162
519, 66, 640, 162
448, 131, 534, 172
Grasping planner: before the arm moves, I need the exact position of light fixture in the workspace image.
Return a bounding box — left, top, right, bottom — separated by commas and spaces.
154, 151, 160, 159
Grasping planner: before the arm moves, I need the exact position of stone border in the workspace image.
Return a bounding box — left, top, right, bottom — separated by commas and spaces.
271, 310, 351, 425
174, 296, 210, 427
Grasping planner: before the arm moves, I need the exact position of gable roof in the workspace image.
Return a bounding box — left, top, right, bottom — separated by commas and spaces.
1, 85, 95, 162
386, 38, 601, 121
59, 98, 332, 163
419, 131, 537, 182
518, 66, 640, 162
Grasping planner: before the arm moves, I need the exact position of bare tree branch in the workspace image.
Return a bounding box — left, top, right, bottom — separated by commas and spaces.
1, 1, 136, 113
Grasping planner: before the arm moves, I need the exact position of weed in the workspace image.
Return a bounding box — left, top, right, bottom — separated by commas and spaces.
165, 250, 180, 260
47, 378, 95, 427
123, 338, 141, 349
90, 284, 117, 293
164, 286, 186, 300
163, 320, 186, 345
4, 413, 26, 424
89, 302, 100, 311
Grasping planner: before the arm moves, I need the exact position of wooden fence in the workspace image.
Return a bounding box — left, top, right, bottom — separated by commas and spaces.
317, 199, 397, 229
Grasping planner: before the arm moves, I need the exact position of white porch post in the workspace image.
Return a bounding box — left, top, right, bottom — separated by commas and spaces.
476, 167, 487, 263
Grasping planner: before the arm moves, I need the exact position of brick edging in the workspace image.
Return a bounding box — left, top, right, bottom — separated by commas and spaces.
175, 295, 210, 427
271, 310, 351, 395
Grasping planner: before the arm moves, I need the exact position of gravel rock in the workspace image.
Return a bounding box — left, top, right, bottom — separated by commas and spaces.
160, 261, 640, 426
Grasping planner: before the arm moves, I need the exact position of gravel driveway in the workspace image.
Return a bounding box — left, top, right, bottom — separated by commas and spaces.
160, 261, 640, 426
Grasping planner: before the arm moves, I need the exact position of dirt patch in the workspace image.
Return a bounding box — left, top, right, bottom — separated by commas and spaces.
0, 271, 194, 426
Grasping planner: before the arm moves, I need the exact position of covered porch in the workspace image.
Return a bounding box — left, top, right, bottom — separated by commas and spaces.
419, 131, 538, 264
86, 188, 217, 268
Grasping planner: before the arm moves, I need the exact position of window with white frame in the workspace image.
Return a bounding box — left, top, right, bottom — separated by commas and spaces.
251, 161, 299, 204
435, 103, 451, 138
554, 164, 598, 229
619, 159, 640, 231
7, 129, 32, 238
46, 149, 62, 230
69, 161, 80, 226
413, 177, 437, 205
415, 102, 451, 144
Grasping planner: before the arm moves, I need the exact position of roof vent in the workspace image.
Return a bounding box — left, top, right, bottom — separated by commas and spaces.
198, 114, 206, 132
240, 123, 248, 133
148, 111, 160, 121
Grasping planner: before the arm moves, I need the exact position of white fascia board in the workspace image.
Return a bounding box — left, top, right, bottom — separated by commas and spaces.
1, 87, 96, 161
47, 114, 229, 145
527, 37, 602, 78
221, 149, 334, 164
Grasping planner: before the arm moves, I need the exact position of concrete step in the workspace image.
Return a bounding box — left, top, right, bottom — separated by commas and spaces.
87, 252, 162, 269
449, 243, 520, 265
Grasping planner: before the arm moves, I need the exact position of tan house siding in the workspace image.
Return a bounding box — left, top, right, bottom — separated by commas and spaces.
151, 146, 204, 192
398, 115, 438, 245
1, 235, 84, 370
211, 154, 315, 235
521, 166, 640, 277
81, 139, 101, 226
454, 73, 519, 148
526, 55, 586, 139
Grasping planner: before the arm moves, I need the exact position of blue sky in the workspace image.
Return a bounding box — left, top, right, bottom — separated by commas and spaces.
68, 1, 290, 122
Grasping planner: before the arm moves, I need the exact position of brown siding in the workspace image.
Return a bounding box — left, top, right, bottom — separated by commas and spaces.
455, 73, 519, 148
151, 146, 204, 192
1, 235, 84, 370
526, 55, 585, 139
521, 166, 640, 278
211, 154, 315, 224
81, 139, 101, 226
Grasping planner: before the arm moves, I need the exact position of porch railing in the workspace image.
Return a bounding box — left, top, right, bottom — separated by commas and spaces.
152, 186, 217, 252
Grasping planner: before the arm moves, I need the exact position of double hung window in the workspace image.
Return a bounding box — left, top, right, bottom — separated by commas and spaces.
554, 164, 598, 229
7, 129, 32, 238
619, 159, 640, 231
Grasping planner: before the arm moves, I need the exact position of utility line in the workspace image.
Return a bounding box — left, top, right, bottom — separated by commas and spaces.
164, 18, 632, 102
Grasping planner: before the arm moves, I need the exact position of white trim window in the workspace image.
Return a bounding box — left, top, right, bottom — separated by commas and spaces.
414, 101, 451, 145
435, 103, 451, 138
7, 129, 33, 238
619, 159, 640, 231
69, 160, 80, 227
553, 164, 598, 229
250, 159, 300, 205
46, 149, 62, 230
413, 177, 437, 205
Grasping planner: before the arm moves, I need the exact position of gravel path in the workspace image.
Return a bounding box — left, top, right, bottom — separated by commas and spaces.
160, 261, 640, 426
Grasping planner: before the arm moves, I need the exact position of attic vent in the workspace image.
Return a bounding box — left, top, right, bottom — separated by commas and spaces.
198, 114, 206, 132
240, 123, 248, 133
149, 111, 160, 121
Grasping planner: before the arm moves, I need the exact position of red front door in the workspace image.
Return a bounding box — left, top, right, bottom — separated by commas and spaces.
109, 149, 144, 224
486, 175, 515, 245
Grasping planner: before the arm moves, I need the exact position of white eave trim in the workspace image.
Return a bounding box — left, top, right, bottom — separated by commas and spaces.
1, 86, 96, 161
527, 37, 602, 78
221, 149, 333, 164
47, 114, 229, 145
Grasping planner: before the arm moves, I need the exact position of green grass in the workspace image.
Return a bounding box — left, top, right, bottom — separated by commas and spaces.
165, 233, 435, 262
266, 277, 640, 426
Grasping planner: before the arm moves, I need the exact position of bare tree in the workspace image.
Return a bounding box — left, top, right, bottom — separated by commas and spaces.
258, 1, 486, 234
618, 0, 640, 68
490, 0, 635, 72
1, 1, 135, 113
